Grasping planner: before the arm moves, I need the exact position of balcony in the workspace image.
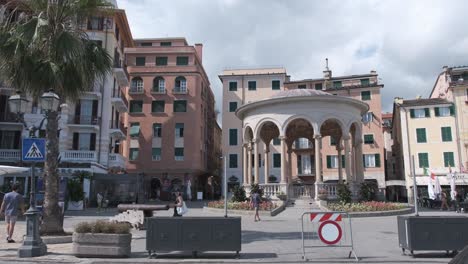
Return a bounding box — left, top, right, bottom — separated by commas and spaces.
61, 150, 97, 163
109, 122, 126, 139
111, 94, 128, 113
173, 87, 188, 94
128, 86, 144, 94
0, 149, 20, 161
112, 62, 129, 87
151, 88, 167, 95
108, 153, 125, 169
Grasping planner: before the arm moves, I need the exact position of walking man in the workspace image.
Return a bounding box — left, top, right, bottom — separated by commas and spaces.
250, 191, 261, 222
0, 184, 24, 243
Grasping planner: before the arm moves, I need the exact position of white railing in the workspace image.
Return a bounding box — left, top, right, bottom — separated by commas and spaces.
61, 150, 97, 162
108, 153, 125, 168
0, 149, 20, 160
259, 183, 288, 198
289, 184, 315, 198
317, 182, 339, 200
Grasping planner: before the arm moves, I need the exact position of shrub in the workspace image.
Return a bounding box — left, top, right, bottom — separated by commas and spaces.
207, 200, 278, 211
337, 184, 352, 204
359, 181, 377, 201
75, 221, 130, 234
67, 177, 84, 202
250, 183, 264, 198
231, 185, 247, 202
327, 201, 407, 212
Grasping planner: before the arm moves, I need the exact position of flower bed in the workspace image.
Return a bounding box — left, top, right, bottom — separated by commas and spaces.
207, 200, 278, 211
327, 201, 407, 212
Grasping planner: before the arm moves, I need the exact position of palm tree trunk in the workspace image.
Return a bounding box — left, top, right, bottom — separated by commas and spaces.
40, 111, 65, 235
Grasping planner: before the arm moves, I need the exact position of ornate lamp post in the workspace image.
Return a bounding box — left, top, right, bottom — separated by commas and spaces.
9, 90, 60, 257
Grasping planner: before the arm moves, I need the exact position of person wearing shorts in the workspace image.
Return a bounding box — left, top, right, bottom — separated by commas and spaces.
0, 184, 24, 243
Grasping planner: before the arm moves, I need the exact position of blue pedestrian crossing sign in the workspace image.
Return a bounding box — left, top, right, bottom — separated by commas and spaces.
22, 138, 46, 162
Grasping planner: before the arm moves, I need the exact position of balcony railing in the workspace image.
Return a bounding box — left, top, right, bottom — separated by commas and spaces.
108, 153, 125, 168
0, 112, 19, 122
129, 86, 144, 94
151, 88, 166, 94
173, 87, 188, 94
72, 115, 99, 125
61, 150, 97, 163
0, 149, 20, 160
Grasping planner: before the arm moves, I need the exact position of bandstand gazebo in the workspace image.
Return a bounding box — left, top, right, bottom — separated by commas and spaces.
235, 89, 369, 200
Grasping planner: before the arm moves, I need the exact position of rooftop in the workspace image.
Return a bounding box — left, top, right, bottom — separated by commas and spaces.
270, 89, 332, 99
399, 98, 452, 107
220, 67, 287, 76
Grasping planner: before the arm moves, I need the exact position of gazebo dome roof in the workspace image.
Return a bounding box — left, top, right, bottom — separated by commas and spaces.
270, 89, 332, 99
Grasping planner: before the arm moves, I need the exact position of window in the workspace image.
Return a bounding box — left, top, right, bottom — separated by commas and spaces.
416, 128, 427, 143
364, 134, 374, 144
362, 112, 374, 123
174, 76, 187, 93
363, 154, 380, 168
298, 84, 306, 89
229, 129, 238, 146
229, 102, 238, 112
153, 123, 162, 137
135, 57, 145, 66
155, 57, 168, 66
418, 153, 429, 168
151, 100, 165, 113
140, 42, 152, 47
248, 81, 256, 90
175, 148, 184, 161
272, 80, 280, 90
129, 148, 139, 161
361, 91, 371, 101
315, 83, 323, 90
175, 123, 184, 138
360, 78, 370, 86
229, 81, 237, 91
332, 81, 342, 88
129, 100, 143, 113
176, 56, 189, 65
129, 123, 140, 138
434, 106, 454, 117
87, 17, 104, 30
152, 148, 161, 161
73, 133, 96, 150
410, 108, 430, 118
130, 77, 143, 93
326, 155, 339, 169
0, 130, 21, 149
229, 154, 238, 168
160, 42, 172, 46
443, 152, 455, 167
330, 136, 337, 146
273, 138, 280, 145
441, 127, 452, 142
273, 153, 281, 168
173, 100, 187, 112
152, 77, 165, 93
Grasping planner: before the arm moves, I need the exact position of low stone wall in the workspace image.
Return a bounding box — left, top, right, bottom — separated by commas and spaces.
73, 233, 131, 258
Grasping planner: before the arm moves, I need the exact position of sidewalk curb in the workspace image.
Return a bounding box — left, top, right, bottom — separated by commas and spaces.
42, 235, 73, 244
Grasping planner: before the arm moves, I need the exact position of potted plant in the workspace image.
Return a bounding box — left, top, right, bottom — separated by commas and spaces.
317, 188, 328, 200
67, 177, 84, 211
73, 220, 132, 258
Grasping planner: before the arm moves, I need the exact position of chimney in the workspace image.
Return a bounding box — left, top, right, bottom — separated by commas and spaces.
442, 65, 448, 72
416, 95, 422, 100
323, 58, 332, 80
195, 43, 203, 63
370, 70, 377, 74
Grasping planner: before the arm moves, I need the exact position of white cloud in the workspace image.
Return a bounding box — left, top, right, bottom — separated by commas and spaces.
117, 0, 468, 113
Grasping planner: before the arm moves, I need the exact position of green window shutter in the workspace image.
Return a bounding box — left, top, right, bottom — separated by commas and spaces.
416, 128, 427, 143
248, 81, 256, 90
375, 154, 381, 167
315, 83, 323, 90
155, 57, 168, 66
442, 127, 452, 142
364, 134, 374, 144
360, 78, 370, 86
135, 57, 145, 66
229, 82, 237, 91
450, 105, 455, 116
176, 56, 189, 65
424, 108, 430, 117
410, 109, 415, 118
130, 123, 140, 137
229, 102, 237, 112
342, 155, 345, 168
418, 153, 429, 168
361, 91, 371, 101
273, 153, 281, 168
444, 152, 455, 167
229, 129, 237, 146
363, 155, 366, 168
229, 154, 238, 168
272, 80, 280, 90
326, 156, 332, 169
434, 107, 440, 117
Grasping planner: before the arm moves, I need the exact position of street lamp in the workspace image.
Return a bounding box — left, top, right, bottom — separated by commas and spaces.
8, 90, 58, 257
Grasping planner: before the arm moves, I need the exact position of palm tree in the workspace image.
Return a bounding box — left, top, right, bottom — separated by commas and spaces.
0, 0, 112, 234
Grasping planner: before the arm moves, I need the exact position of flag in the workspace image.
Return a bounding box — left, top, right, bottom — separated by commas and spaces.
431, 172, 436, 180
449, 166, 452, 173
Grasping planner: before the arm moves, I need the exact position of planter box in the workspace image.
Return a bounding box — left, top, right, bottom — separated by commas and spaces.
67, 201, 84, 211
398, 216, 468, 255
73, 233, 132, 258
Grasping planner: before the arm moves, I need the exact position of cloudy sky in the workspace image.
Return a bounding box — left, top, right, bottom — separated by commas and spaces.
117, 0, 467, 113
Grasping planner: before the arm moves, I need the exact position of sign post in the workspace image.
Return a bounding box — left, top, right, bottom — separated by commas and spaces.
18, 138, 47, 258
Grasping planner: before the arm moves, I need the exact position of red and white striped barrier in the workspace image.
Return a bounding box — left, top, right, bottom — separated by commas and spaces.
309, 212, 342, 222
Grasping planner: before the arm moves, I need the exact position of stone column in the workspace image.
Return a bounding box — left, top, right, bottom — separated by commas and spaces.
314, 135, 322, 182
343, 136, 352, 182
287, 149, 292, 183
354, 138, 364, 183
337, 144, 343, 184
247, 143, 252, 184
254, 139, 259, 184
280, 136, 287, 184
264, 144, 270, 184
243, 143, 248, 186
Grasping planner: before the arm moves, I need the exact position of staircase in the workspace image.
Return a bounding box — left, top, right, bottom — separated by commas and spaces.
277, 198, 321, 219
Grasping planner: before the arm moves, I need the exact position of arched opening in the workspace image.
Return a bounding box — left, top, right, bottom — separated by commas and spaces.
130, 77, 143, 93
152, 76, 165, 93
175, 76, 187, 93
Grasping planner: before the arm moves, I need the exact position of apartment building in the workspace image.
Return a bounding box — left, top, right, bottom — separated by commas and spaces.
430, 66, 468, 170
220, 65, 386, 198
0, 3, 133, 194
123, 38, 218, 201
392, 97, 458, 200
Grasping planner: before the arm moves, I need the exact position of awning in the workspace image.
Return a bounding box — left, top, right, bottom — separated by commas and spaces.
129, 124, 140, 137
0, 166, 29, 175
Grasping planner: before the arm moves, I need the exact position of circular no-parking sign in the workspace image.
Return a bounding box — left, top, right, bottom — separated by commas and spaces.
318, 220, 342, 245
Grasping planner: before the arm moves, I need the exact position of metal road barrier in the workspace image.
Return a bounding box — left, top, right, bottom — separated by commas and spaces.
301, 211, 358, 262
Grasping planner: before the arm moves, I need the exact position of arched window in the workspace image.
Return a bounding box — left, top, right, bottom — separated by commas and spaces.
174, 76, 187, 93
130, 77, 143, 93
153, 77, 165, 93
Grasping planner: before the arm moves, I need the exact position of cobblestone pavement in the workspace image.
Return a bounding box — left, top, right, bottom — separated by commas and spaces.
0, 202, 463, 263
